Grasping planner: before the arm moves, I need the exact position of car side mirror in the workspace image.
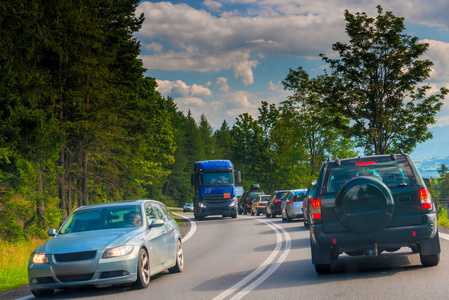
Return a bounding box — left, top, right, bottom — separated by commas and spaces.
423, 178, 431, 188
149, 219, 165, 229
48, 229, 57, 236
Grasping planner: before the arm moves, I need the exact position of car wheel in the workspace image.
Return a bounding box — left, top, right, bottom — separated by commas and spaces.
271, 213, 276, 218
303, 217, 308, 227
286, 215, 292, 223
256, 211, 260, 216
31, 290, 54, 298
133, 248, 151, 289
169, 240, 184, 273
238, 208, 242, 215
314, 264, 331, 275
282, 214, 286, 221
251, 210, 255, 216
335, 177, 394, 234
231, 213, 237, 219
420, 253, 440, 267
266, 212, 270, 218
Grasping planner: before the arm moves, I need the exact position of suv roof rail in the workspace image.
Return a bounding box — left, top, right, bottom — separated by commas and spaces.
390, 153, 397, 160
335, 159, 341, 166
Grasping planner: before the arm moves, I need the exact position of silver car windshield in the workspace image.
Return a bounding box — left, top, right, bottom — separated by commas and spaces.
59, 205, 143, 234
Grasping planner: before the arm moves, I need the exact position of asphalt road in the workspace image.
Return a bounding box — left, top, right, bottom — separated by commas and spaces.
7, 214, 449, 299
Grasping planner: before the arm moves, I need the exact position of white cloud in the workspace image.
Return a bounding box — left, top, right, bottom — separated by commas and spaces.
155, 79, 212, 98
215, 77, 230, 92
203, 0, 222, 11
145, 42, 163, 52
420, 39, 449, 82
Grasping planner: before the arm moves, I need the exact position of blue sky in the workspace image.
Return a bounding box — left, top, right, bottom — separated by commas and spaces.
135, 0, 449, 158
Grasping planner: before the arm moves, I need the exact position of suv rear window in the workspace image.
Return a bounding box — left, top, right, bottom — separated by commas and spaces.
323, 157, 417, 194
249, 192, 264, 197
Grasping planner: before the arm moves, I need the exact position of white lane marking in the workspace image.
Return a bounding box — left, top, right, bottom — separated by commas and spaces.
172, 213, 197, 243
231, 220, 291, 300
439, 232, 449, 241
212, 217, 291, 300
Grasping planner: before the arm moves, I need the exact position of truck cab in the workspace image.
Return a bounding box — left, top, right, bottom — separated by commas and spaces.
191, 160, 241, 220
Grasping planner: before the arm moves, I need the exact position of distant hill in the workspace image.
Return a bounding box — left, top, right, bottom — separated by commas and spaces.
410, 125, 449, 178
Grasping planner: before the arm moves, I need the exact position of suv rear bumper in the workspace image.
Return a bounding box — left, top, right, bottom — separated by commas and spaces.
310, 213, 438, 250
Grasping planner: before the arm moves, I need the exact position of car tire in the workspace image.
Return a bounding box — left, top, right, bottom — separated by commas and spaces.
420, 253, 440, 267
251, 210, 254, 216
335, 177, 394, 234
314, 264, 331, 275
31, 290, 54, 298
232, 213, 237, 219
271, 213, 276, 218
286, 215, 292, 223
169, 240, 184, 273
266, 212, 270, 218
256, 211, 260, 216
133, 248, 151, 289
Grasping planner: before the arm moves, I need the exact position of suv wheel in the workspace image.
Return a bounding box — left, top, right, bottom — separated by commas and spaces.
420, 253, 440, 267
314, 264, 331, 275
335, 177, 394, 234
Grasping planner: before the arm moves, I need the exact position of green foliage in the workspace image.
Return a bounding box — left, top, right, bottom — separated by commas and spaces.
284, 5, 448, 155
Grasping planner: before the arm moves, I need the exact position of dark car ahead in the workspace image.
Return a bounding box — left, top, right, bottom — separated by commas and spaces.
239, 184, 264, 215
266, 190, 288, 218
302, 181, 317, 228
308, 152, 440, 274
251, 195, 271, 216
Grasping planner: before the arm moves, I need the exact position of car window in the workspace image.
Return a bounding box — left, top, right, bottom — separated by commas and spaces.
59, 205, 142, 233
161, 204, 174, 221
324, 159, 416, 194
249, 191, 264, 197
145, 203, 157, 222
153, 203, 168, 221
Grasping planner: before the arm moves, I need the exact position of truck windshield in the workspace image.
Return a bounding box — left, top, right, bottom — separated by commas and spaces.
202, 172, 233, 186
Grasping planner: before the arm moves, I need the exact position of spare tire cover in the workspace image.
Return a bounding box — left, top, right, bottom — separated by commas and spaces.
335, 176, 394, 234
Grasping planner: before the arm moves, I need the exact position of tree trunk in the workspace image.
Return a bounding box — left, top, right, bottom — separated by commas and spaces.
82, 149, 89, 206
59, 147, 67, 220
36, 167, 45, 226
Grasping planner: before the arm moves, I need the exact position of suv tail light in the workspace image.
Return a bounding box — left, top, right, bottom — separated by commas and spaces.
274, 199, 281, 204
420, 189, 432, 211
312, 198, 321, 220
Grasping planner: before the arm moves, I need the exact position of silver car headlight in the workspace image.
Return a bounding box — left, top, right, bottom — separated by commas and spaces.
30, 253, 49, 264
102, 245, 134, 258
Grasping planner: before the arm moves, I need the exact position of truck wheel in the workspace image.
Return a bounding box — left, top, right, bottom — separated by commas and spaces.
231, 213, 237, 219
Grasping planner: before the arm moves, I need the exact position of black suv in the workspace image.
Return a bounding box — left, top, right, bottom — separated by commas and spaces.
308, 152, 440, 274
239, 184, 264, 215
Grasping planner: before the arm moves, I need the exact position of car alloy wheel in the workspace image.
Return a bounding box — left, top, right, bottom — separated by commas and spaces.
134, 248, 151, 289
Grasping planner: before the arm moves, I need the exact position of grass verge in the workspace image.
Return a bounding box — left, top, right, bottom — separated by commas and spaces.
438, 207, 449, 227
0, 238, 46, 292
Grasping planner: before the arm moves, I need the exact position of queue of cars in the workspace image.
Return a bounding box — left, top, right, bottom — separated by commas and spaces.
27, 152, 439, 297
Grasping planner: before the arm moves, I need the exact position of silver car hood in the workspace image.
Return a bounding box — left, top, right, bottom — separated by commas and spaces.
44, 228, 141, 253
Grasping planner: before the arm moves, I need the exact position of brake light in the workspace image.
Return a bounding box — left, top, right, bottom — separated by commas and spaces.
312, 199, 321, 220
258, 203, 263, 206
289, 200, 293, 205
246, 197, 248, 201
356, 161, 376, 166
420, 189, 432, 210
274, 199, 281, 203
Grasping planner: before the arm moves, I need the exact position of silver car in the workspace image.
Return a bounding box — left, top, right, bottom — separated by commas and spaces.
281, 189, 307, 222
28, 200, 184, 298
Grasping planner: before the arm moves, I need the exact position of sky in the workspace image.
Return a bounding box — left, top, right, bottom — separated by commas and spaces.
134, 0, 449, 158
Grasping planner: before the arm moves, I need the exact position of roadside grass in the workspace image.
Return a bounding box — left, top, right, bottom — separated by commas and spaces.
0, 238, 46, 292
438, 207, 449, 227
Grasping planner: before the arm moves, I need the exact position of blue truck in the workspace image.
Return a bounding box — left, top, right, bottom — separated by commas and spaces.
191, 160, 241, 220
